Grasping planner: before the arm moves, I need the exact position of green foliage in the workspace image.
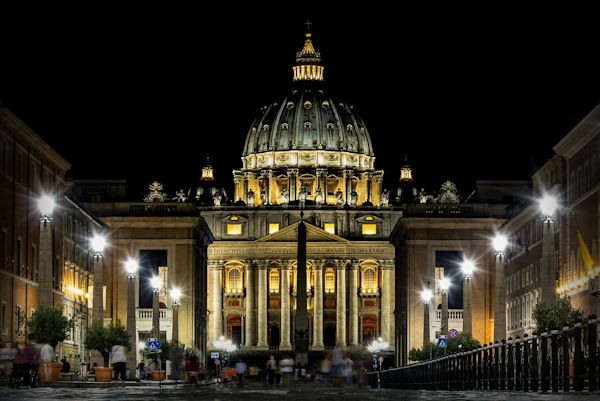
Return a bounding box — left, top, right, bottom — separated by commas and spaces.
84, 321, 130, 367
141, 339, 173, 369
26, 306, 73, 348
408, 332, 481, 362
532, 296, 586, 333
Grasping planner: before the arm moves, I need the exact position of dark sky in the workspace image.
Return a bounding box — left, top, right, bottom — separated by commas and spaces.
2, 6, 600, 199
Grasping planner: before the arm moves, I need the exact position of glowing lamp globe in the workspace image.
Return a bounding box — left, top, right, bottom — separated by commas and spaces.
125, 259, 138, 275
440, 277, 451, 291
38, 195, 56, 216
150, 276, 162, 291
493, 235, 508, 253
171, 288, 182, 302
91, 235, 106, 254
420, 288, 433, 303
539, 194, 558, 217
461, 260, 475, 276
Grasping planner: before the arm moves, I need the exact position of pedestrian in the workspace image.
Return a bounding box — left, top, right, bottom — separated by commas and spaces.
279, 355, 294, 385
342, 356, 354, 386
274, 363, 282, 387
138, 361, 145, 381
170, 340, 183, 383
60, 357, 70, 373
111, 341, 126, 388
266, 355, 276, 386
0, 342, 17, 378
235, 359, 247, 388
319, 358, 331, 383
331, 345, 344, 387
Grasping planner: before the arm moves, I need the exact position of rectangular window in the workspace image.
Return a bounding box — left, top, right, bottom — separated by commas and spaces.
269, 223, 279, 234
324, 223, 335, 234
227, 224, 242, 235
362, 224, 377, 235
16, 304, 24, 337
269, 299, 280, 308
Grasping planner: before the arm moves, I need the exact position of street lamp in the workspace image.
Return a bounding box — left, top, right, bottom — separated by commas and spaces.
91, 234, 106, 324
151, 276, 162, 340
368, 337, 389, 389
493, 234, 508, 341
170, 288, 181, 345
38, 194, 56, 307
461, 259, 475, 335
539, 193, 558, 301
439, 277, 450, 348
421, 286, 433, 359
125, 258, 138, 380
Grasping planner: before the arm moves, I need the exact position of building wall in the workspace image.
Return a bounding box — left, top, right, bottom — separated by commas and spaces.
0, 106, 70, 345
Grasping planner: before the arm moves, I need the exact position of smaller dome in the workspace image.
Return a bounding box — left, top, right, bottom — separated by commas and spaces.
196, 157, 228, 206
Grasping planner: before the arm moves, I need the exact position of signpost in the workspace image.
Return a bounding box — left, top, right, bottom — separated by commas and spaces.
147, 338, 162, 387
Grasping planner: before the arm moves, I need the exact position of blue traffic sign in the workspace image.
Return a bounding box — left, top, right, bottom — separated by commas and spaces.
437, 337, 447, 348
148, 339, 161, 352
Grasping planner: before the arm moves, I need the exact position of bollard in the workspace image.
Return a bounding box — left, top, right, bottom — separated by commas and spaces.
500, 339, 506, 390
477, 347, 482, 390
531, 335, 539, 392
515, 336, 522, 391
523, 334, 529, 392
551, 330, 559, 393
541, 333, 549, 392
574, 323, 583, 392
507, 337, 514, 390
588, 316, 597, 392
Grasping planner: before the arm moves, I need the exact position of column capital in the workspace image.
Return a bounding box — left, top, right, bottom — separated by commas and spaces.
254, 260, 269, 270
343, 169, 354, 178
313, 260, 325, 270
233, 173, 242, 184
243, 171, 254, 180
316, 168, 328, 177
379, 259, 395, 270
375, 172, 384, 183
260, 169, 272, 178
287, 168, 299, 176
363, 171, 373, 180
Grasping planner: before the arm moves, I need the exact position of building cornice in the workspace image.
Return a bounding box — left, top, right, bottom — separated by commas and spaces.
553, 104, 600, 159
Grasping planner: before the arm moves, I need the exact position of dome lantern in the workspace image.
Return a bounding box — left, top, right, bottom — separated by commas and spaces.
292, 24, 324, 82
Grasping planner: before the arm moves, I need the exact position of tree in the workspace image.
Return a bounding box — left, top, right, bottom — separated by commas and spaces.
532, 296, 586, 333
84, 321, 130, 367
26, 306, 73, 348
408, 332, 481, 362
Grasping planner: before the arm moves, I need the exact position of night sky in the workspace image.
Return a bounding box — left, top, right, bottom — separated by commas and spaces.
2, 7, 600, 200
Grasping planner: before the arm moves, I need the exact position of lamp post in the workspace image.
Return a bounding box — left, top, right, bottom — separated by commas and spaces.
170, 288, 181, 345
440, 277, 451, 345
493, 234, 508, 341
539, 194, 558, 302
420, 286, 433, 349
368, 337, 389, 389
151, 276, 161, 340
461, 259, 475, 335
125, 259, 138, 380
91, 234, 106, 324
38, 195, 56, 307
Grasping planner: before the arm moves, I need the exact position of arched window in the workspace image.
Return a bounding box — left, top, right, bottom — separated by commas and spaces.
324, 269, 335, 293
269, 269, 279, 293
228, 268, 242, 293
362, 268, 376, 292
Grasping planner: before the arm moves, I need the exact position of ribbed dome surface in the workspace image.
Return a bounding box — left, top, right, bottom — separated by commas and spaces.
242, 87, 374, 158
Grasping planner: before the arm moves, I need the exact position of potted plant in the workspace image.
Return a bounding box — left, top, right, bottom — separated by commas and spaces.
26, 306, 73, 382
84, 321, 130, 382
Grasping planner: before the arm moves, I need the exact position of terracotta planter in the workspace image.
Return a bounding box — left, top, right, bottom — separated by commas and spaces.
38, 362, 63, 382
94, 367, 113, 382
152, 370, 166, 381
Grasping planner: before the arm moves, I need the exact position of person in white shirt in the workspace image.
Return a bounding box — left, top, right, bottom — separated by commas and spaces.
111, 344, 126, 388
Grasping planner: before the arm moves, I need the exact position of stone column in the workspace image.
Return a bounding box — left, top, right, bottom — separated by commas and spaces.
541, 218, 557, 302
280, 261, 292, 350
256, 261, 269, 349
126, 273, 137, 379
288, 168, 298, 202
375, 174, 384, 206
244, 262, 255, 347
463, 275, 472, 335
336, 260, 347, 345
365, 172, 373, 204
260, 169, 271, 204
243, 172, 252, 204
211, 262, 223, 344
343, 170, 354, 205
423, 299, 431, 347
316, 168, 327, 203
92, 254, 104, 324
312, 261, 324, 349
233, 174, 242, 203
349, 261, 359, 346
494, 252, 507, 341
380, 261, 392, 345
441, 289, 449, 337
38, 219, 53, 307
152, 288, 160, 340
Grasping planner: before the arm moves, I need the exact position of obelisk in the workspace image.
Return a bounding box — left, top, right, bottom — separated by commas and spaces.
295, 217, 309, 365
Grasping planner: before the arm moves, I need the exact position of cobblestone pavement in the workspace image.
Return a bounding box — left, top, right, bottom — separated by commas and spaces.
1, 382, 600, 400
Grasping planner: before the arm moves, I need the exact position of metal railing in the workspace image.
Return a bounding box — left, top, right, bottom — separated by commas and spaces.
368, 316, 599, 392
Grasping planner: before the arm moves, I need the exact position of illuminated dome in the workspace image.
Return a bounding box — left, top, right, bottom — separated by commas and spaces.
241, 32, 375, 171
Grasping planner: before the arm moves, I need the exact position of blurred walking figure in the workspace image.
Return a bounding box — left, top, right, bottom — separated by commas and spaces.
279, 355, 294, 385
319, 357, 331, 383
331, 345, 344, 387
0, 342, 17, 378
235, 359, 247, 388
265, 355, 276, 386
342, 356, 354, 386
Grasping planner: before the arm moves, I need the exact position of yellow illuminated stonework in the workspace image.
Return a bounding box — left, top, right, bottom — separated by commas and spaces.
362, 224, 377, 235
324, 223, 335, 234
227, 224, 242, 235
400, 167, 412, 181
324, 269, 335, 293
202, 166, 214, 181
269, 223, 280, 234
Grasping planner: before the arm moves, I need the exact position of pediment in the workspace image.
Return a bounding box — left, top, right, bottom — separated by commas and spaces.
256, 221, 348, 243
